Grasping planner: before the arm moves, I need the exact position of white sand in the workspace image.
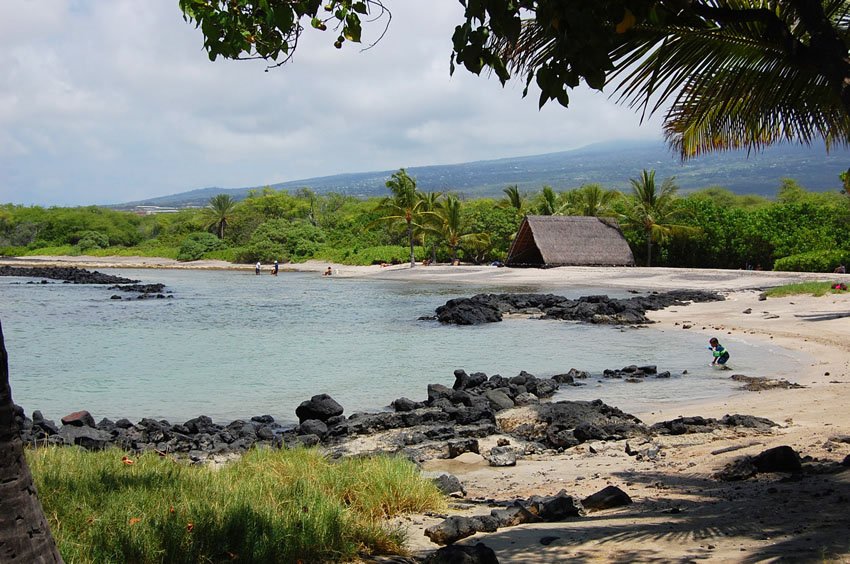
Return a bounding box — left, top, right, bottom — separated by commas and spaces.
3, 256, 850, 561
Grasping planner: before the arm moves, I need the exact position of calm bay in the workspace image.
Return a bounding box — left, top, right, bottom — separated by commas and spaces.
1, 268, 805, 424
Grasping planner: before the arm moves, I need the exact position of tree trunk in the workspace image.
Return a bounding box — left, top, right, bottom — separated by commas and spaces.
646, 231, 652, 267
407, 221, 415, 268
0, 320, 63, 563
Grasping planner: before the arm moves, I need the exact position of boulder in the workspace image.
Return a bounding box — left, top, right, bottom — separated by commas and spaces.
486, 446, 517, 467
525, 490, 584, 521
296, 419, 328, 439
435, 297, 503, 325
422, 543, 500, 564
61, 410, 96, 428
392, 397, 423, 412
428, 384, 456, 404
295, 394, 343, 423
581, 485, 633, 511
57, 426, 112, 450
448, 438, 480, 458
714, 457, 758, 481
251, 414, 275, 424
753, 445, 802, 474
184, 415, 216, 434
423, 472, 466, 497
425, 515, 500, 545
490, 504, 541, 527
483, 390, 514, 412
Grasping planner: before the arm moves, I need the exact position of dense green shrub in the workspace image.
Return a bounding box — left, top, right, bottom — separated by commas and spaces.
176, 232, 226, 262
76, 230, 109, 251
233, 239, 286, 263
348, 245, 425, 265
773, 249, 850, 272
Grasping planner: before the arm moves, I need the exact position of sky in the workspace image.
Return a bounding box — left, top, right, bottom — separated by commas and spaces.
0, 1, 666, 206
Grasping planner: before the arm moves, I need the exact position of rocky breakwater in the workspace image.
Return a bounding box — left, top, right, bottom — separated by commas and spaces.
0, 265, 138, 285
15, 406, 289, 462
16, 364, 791, 470
15, 366, 657, 462
264, 366, 679, 462
432, 289, 725, 325
0, 265, 172, 299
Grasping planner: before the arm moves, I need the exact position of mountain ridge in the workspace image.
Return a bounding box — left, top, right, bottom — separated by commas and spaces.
115, 139, 849, 208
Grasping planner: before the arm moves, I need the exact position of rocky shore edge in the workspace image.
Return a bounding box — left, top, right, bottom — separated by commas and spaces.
15, 365, 850, 561
430, 289, 725, 325
0, 265, 172, 299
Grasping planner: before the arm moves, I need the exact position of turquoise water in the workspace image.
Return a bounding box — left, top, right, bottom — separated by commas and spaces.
0, 269, 805, 424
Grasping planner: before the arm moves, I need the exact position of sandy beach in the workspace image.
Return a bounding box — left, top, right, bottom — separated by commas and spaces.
3, 255, 850, 562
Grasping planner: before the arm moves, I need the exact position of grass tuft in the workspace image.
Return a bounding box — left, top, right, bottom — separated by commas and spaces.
28, 446, 445, 563
763, 281, 847, 298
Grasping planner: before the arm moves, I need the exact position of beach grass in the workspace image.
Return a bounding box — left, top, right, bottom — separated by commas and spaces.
764, 281, 846, 298
28, 446, 445, 563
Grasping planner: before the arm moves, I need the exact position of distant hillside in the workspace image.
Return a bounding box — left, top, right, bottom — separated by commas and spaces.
115, 139, 850, 208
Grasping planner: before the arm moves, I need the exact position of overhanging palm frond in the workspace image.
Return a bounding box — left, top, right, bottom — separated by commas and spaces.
492, 1, 850, 158
609, 15, 850, 157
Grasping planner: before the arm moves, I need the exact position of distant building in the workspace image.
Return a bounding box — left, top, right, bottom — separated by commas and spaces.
133, 206, 182, 215
505, 215, 635, 267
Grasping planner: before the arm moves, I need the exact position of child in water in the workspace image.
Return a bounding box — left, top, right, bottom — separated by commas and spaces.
708, 337, 731, 369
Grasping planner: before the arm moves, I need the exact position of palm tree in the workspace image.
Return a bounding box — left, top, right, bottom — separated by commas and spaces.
535, 186, 562, 216
499, 185, 527, 214
416, 191, 443, 263
494, 2, 850, 158
0, 321, 63, 562
620, 169, 688, 267
204, 194, 238, 239
372, 169, 428, 267
437, 194, 491, 263
570, 184, 620, 217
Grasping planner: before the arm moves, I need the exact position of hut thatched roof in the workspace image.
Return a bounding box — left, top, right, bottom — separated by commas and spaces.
505, 215, 635, 267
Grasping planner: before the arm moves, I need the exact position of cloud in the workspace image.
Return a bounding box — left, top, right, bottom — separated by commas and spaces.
0, 1, 663, 206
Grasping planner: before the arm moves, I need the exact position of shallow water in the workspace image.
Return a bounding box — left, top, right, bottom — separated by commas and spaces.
0, 268, 806, 424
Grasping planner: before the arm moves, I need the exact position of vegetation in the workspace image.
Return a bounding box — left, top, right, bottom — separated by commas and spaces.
619, 170, 692, 267
763, 281, 848, 298
2, 170, 849, 271
27, 446, 445, 563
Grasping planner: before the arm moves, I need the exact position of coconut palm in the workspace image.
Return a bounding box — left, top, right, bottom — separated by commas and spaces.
493, 1, 850, 158
371, 169, 430, 267
570, 184, 621, 217
620, 169, 690, 267
416, 191, 443, 263
0, 321, 63, 561
499, 185, 528, 214
437, 194, 491, 263
534, 186, 564, 216
204, 194, 238, 239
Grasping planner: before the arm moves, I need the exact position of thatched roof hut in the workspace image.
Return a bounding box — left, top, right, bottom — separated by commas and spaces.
505, 216, 635, 267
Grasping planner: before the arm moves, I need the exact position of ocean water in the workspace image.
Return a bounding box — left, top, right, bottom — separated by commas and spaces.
0, 268, 806, 424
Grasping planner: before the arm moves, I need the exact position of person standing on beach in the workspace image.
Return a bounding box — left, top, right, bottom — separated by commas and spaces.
273, 260, 279, 276
255, 261, 261, 275
708, 338, 730, 369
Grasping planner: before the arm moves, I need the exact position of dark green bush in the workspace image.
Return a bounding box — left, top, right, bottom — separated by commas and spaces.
233, 240, 286, 263
176, 232, 225, 262
773, 249, 850, 272
76, 230, 109, 251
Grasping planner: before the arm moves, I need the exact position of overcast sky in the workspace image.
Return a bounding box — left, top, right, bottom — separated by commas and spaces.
0, 1, 666, 206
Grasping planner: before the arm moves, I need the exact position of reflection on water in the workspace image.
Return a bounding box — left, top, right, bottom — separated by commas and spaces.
0, 269, 806, 423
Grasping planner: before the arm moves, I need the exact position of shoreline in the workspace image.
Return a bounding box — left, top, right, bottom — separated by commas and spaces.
1, 254, 847, 291
4, 256, 850, 560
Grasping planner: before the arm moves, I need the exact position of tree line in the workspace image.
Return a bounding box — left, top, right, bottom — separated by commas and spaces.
2, 169, 848, 272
